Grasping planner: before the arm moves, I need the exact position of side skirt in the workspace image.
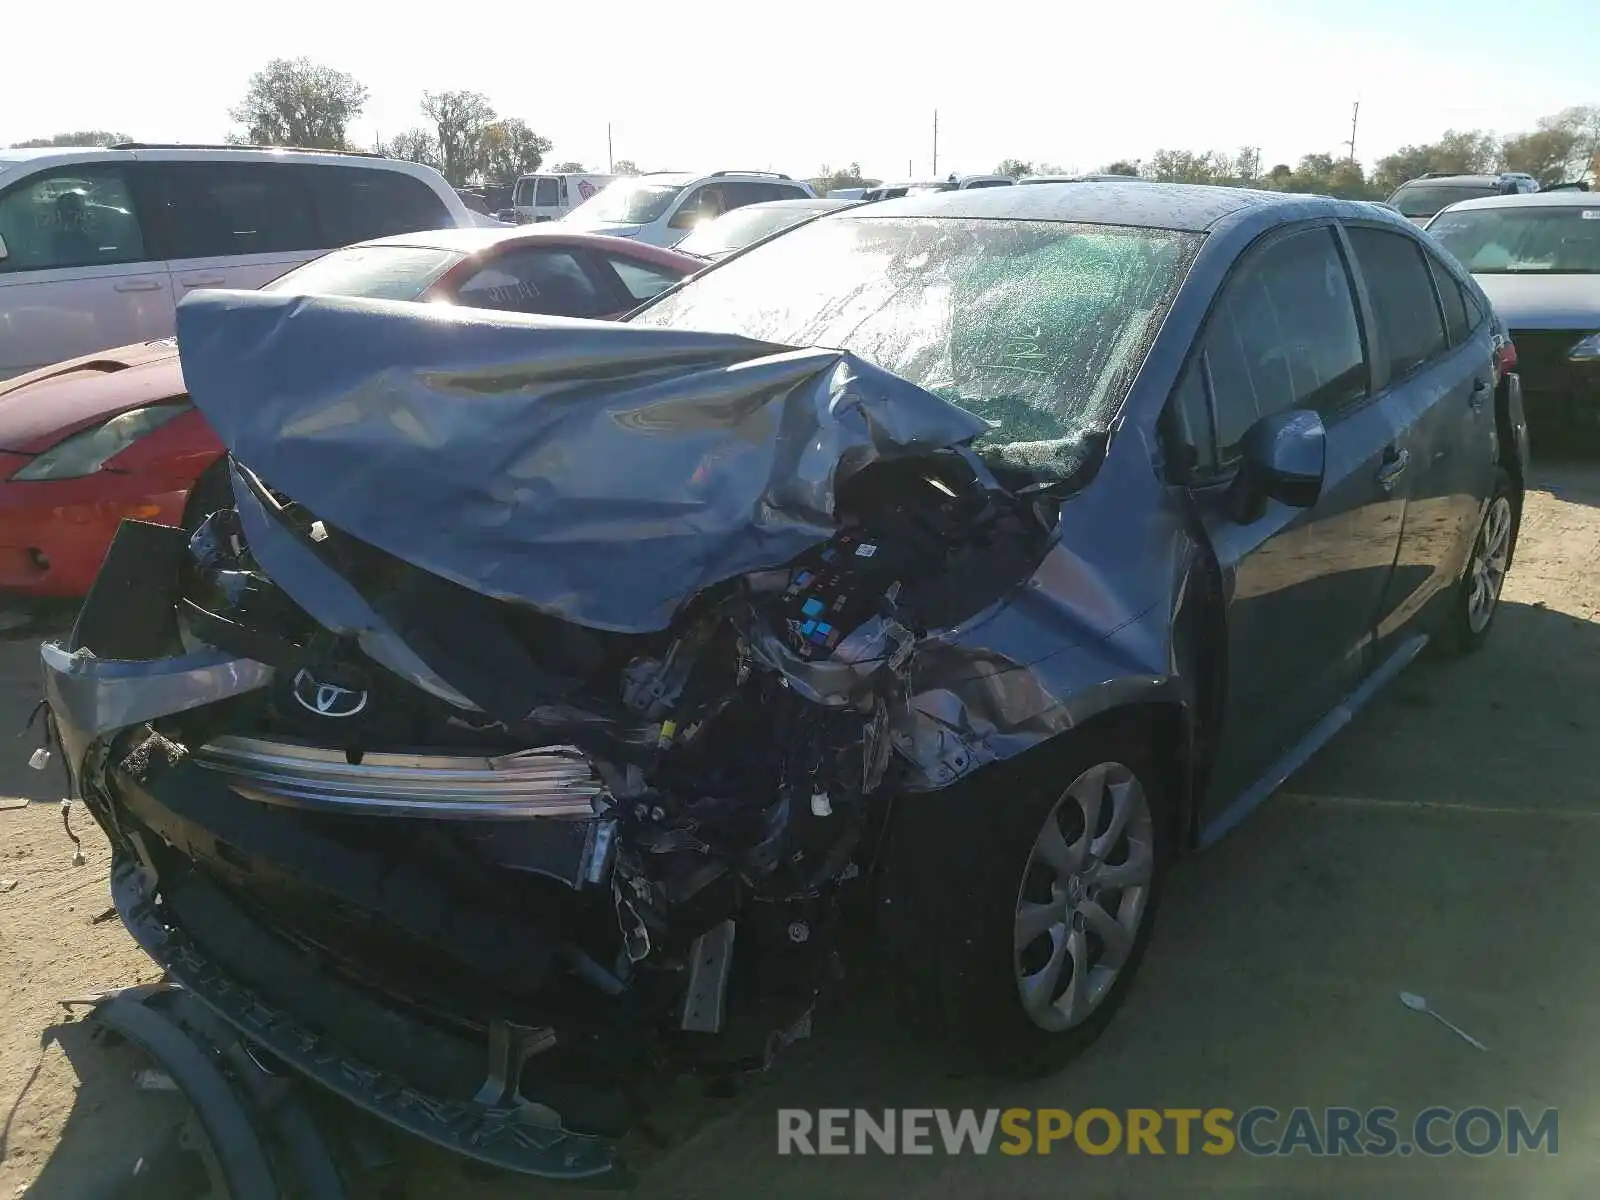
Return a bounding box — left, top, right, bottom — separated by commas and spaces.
1197, 632, 1429, 849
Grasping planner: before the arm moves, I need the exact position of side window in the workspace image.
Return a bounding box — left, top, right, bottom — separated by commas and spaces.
155, 163, 319, 259
0, 166, 149, 272
1161, 363, 1216, 477
1345, 226, 1448, 380
453, 248, 609, 318
1426, 252, 1475, 345
773, 184, 811, 201
534, 178, 560, 207
605, 255, 686, 304
669, 185, 724, 229
1203, 227, 1368, 462
308, 166, 452, 247
718, 182, 772, 211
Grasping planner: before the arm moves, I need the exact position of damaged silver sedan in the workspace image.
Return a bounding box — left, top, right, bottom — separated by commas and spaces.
42, 184, 1528, 1181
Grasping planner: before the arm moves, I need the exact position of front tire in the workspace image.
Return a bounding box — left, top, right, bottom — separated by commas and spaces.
877, 728, 1168, 1077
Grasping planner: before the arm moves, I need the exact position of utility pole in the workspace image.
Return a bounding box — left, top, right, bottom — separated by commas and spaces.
1344, 101, 1360, 164
607, 123, 614, 173
932, 109, 939, 177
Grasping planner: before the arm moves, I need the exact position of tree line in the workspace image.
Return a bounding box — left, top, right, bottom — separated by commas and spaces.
13, 66, 1596, 199
812, 107, 1597, 199
987, 106, 1599, 197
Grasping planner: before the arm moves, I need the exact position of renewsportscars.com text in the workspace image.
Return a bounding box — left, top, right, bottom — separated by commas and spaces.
777, 1106, 1559, 1157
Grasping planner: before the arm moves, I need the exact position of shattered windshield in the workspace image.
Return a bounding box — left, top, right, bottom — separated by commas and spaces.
632, 216, 1203, 478
1428, 206, 1600, 274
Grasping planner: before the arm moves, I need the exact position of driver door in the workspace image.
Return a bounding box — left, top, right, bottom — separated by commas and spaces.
1165, 224, 1406, 836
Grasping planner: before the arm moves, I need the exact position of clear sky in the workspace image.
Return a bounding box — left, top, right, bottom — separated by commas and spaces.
4, 0, 1595, 179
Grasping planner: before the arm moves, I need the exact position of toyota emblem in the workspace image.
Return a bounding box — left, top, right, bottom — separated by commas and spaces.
291, 668, 369, 718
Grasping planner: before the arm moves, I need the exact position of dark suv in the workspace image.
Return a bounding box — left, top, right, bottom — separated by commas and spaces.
1387, 171, 1540, 225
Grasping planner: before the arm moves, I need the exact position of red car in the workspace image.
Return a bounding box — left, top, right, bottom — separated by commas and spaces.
0, 227, 701, 614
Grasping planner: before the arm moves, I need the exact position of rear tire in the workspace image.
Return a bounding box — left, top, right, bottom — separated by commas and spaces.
1437, 467, 1515, 655
876, 727, 1168, 1078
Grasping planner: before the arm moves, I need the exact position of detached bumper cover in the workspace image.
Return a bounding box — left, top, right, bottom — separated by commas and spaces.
108, 857, 621, 1182
41, 641, 274, 783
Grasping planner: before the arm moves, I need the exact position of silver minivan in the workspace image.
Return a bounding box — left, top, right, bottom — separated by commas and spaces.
0, 144, 477, 380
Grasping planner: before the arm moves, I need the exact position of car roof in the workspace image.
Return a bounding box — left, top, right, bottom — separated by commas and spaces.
847, 181, 1308, 232
1435, 190, 1600, 214
730, 198, 857, 213
349, 224, 703, 265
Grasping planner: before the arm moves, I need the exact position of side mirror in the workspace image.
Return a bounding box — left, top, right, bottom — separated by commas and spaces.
0, 232, 8, 262
1226, 408, 1326, 523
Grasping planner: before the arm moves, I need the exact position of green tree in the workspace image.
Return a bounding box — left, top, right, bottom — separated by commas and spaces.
994, 158, 1034, 178
550, 160, 587, 173
10, 130, 131, 148
810, 161, 879, 193
1102, 160, 1141, 177
421, 90, 497, 185
1232, 146, 1262, 185
229, 58, 368, 149
1146, 149, 1231, 183
1499, 125, 1577, 187
476, 118, 552, 183
1371, 144, 1438, 195
379, 128, 441, 170
1372, 129, 1497, 194
612, 159, 641, 176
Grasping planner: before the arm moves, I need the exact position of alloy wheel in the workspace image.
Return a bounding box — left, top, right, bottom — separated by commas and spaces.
1014, 761, 1154, 1032
1466, 495, 1512, 634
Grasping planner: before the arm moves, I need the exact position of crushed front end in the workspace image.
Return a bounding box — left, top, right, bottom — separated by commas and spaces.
46, 441, 1049, 1179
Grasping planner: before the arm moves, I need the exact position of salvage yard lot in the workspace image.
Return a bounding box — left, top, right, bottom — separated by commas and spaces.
3, 464, 1600, 1198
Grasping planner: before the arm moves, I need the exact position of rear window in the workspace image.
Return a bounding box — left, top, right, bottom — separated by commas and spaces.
1390, 183, 1499, 219
306, 166, 453, 247
1427, 205, 1600, 274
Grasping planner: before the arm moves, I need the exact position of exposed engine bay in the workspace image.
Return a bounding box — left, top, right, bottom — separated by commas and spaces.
54, 444, 1049, 1169
41, 291, 1181, 1178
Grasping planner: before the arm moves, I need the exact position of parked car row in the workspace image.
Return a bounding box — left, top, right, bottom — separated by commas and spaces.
44, 182, 1529, 1186
0, 225, 703, 607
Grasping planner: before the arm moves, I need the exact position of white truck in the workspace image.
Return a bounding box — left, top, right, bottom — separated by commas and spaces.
510, 172, 618, 223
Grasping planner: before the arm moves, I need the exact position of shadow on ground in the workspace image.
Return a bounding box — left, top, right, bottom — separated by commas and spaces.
13, 597, 1600, 1199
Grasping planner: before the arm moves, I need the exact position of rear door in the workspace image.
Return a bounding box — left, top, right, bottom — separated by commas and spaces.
1342, 223, 1494, 651
1165, 223, 1405, 818
0, 161, 174, 377
144, 159, 325, 294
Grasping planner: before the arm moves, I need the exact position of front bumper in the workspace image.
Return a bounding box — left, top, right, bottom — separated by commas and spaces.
44, 636, 626, 1181
1506, 329, 1600, 434
107, 855, 622, 1181
0, 468, 189, 597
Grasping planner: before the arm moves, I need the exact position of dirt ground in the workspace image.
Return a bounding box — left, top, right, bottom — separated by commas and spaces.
3, 463, 1600, 1198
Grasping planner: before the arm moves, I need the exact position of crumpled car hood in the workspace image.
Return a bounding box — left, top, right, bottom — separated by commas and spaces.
175, 290, 988, 632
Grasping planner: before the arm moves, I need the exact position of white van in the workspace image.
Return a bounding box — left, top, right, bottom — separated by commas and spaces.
511, 173, 618, 224
0, 144, 478, 380
563, 171, 816, 247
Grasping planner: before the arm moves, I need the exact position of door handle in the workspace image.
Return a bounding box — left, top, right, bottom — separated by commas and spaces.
180, 276, 226, 289
112, 279, 162, 293
1376, 448, 1411, 491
